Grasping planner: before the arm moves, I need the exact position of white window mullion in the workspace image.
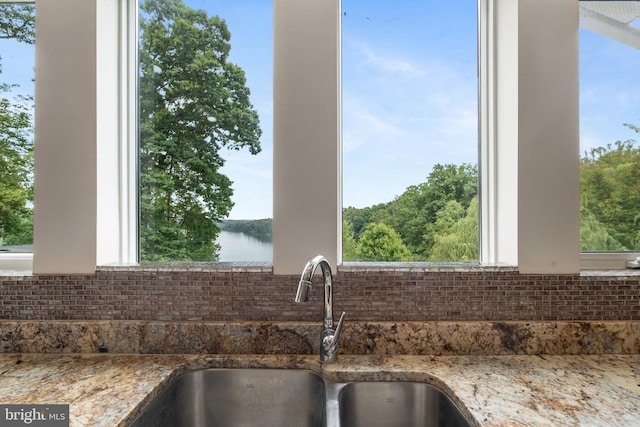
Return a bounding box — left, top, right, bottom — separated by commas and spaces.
480, 0, 519, 267
478, 0, 496, 264
119, 0, 139, 265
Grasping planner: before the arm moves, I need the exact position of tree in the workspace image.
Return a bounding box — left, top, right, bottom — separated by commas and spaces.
357, 222, 412, 261
0, 95, 33, 246
0, 4, 35, 246
429, 199, 465, 238
342, 219, 358, 261
139, 0, 262, 261
0, 4, 34, 44
381, 163, 477, 257
580, 138, 640, 251
342, 163, 478, 260
343, 204, 382, 239
429, 197, 479, 262
580, 205, 626, 251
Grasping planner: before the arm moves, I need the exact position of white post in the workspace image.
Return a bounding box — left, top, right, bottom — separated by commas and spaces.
272, 0, 342, 274
517, 0, 580, 273
33, 0, 98, 274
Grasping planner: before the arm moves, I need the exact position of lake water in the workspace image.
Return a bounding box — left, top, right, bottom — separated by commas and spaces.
216, 230, 273, 262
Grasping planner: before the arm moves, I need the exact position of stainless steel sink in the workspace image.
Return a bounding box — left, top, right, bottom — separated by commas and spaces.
129, 369, 473, 427
130, 369, 326, 427
337, 382, 472, 427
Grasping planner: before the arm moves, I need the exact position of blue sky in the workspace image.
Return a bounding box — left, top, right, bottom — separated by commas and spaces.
0, 36, 33, 97
1, 1, 639, 221
579, 28, 640, 155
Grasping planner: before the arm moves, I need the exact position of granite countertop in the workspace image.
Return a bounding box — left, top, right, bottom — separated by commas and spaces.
0, 353, 638, 427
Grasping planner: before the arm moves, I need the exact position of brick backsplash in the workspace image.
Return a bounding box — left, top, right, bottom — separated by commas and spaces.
0, 264, 639, 321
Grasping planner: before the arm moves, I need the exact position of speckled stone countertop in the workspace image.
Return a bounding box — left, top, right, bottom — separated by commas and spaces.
0, 353, 638, 427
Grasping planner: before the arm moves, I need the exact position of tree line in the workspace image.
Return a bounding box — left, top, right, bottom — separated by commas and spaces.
342, 130, 640, 261
343, 163, 478, 261
226, 131, 640, 262
220, 219, 272, 242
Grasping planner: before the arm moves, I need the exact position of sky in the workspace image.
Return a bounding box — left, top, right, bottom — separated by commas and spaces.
1, 1, 639, 220
579, 27, 640, 155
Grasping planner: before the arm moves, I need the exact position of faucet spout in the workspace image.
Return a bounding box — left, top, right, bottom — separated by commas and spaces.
294, 255, 346, 363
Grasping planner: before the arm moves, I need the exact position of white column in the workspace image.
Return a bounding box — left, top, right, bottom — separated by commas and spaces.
272, 0, 341, 274
517, 0, 580, 273
33, 0, 98, 274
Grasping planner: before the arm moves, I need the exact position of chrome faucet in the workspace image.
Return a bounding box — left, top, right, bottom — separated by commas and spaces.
295, 255, 346, 363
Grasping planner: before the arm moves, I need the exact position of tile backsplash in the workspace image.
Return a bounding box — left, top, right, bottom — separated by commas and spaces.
0, 264, 638, 321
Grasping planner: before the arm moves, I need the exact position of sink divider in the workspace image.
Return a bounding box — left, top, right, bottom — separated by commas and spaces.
325, 381, 346, 427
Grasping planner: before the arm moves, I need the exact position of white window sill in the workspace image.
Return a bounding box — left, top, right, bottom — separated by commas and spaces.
580, 252, 640, 271
1, 256, 639, 277
0, 253, 33, 276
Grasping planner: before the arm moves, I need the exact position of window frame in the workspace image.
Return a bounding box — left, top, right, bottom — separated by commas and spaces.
0, 0, 35, 274
577, 0, 640, 269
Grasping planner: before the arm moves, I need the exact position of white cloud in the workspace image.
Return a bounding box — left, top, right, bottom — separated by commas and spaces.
353, 42, 425, 78
343, 41, 478, 157
342, 100, 408, 154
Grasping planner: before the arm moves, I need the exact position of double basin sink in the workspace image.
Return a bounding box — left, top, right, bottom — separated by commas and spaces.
130, 368, 473, 427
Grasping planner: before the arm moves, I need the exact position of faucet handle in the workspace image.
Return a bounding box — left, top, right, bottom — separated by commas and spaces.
333, 311, 346, 343
321, 311, 346, 363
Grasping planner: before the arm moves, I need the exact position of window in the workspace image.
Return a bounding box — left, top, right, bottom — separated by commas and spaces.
138, 0, 273, 262
579, 0, 640, 268
0, 1, 34, 275
341, 1, 479, 262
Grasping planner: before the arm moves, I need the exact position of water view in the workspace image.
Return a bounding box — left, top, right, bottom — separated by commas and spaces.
216, 230, 273, 262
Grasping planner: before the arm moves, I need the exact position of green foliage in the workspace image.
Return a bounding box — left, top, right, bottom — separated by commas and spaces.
430, 199, 465, 238
580, 206, 626, 251
0, 96, 33, 245
342, 219, 358, 261
342, 133, 640, 261
580, 139, 640, 251
429, 197, 478, 262
0, 4, 34, 44
343, 163, 478, 261
343, 203, 387, 238
0, 4, 34, 246
356, 222, 412, 261
139, 0, 262, 261
382, 163, 477, 257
